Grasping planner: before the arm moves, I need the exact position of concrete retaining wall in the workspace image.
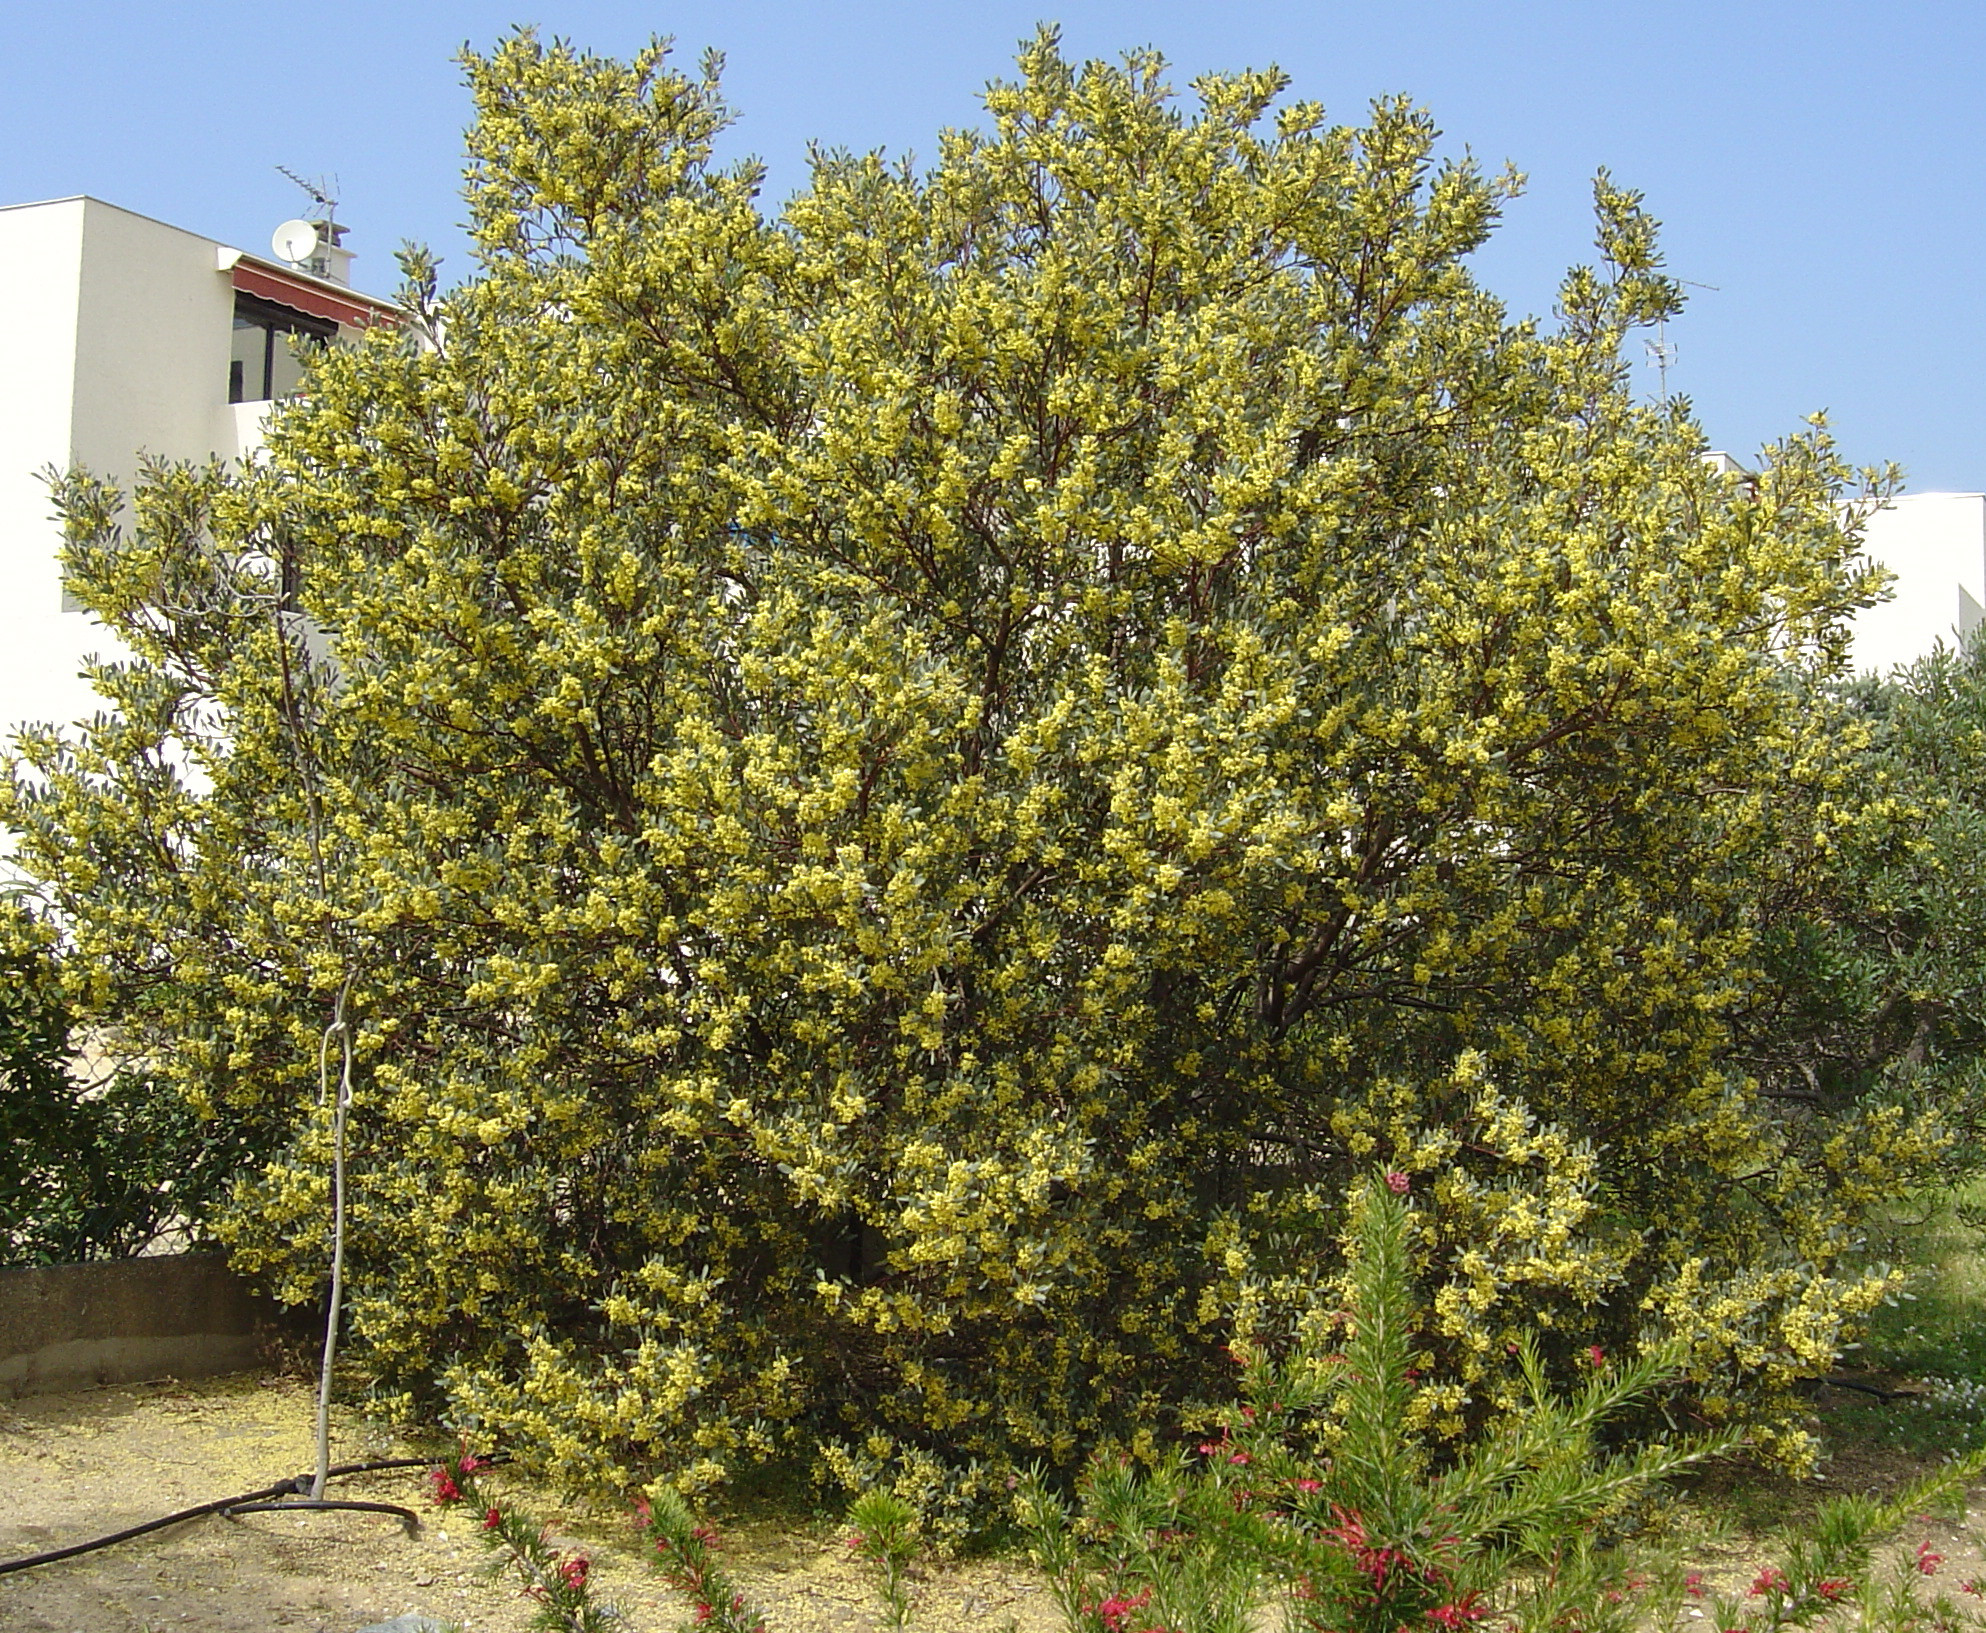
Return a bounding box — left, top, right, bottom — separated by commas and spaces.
0, 1254, 281, 1397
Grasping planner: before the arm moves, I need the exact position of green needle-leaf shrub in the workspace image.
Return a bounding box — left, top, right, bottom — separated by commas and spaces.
433, 1452, 619, 1633
639, 1486, 768, 1633
1018, 1177, 1735, 1633
846, 1490, 921, 1629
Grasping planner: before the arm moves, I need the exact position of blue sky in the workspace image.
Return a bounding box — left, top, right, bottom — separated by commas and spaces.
5, 1, 1981, 489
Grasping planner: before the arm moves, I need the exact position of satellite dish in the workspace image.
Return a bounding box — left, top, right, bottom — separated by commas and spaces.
271, 218, 321, 265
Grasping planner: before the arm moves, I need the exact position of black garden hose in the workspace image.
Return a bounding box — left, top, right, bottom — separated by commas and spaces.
0, 1455, 438, 1577
222, 1496, 423, 1535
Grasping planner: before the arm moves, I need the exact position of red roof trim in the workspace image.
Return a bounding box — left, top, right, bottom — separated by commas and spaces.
230, 261, 397, 330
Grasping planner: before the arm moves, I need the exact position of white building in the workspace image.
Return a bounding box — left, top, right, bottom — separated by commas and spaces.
0, 196, 395, 740
1707, 453, 1981, 677
1845, 491, 1986, 678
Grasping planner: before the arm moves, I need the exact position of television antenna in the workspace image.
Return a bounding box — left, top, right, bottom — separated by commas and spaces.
276, 165, 340, 221
1646, 277, 1719, 402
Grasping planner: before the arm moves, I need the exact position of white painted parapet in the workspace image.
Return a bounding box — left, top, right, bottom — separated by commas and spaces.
1848, 492, 1986, 678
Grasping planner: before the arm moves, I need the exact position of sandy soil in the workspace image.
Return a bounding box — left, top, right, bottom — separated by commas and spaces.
0, 1373, 1062, 1633
2, 1371, 1983, 1633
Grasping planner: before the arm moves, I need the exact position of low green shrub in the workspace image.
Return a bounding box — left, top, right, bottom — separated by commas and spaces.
1693, 1453, 1986, 1633
638, 1485, 769, 1633
431, 1450, 614, 1633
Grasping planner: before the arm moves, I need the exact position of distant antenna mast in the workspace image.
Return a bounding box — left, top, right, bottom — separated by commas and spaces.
277, 165, 340, 221
1645, 317, 1678, 402
1646, 278, 1719, 402
273, 167, 354, 286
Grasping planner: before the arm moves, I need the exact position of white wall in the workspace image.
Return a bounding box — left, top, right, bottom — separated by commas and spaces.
0, 198, 248, 745
70, 199, 239, 488
1848, 492, 1986, 679
0, 198, 93, 742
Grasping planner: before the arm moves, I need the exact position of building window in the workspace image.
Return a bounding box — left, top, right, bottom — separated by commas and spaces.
229, 291, 337, 403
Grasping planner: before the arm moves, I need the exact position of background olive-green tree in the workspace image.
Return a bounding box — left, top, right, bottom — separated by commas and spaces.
1, 28, 1941, 1497
0, 900, 258, 1267
1732, 630, 1986, 1195
1858, 638, 1986, 1125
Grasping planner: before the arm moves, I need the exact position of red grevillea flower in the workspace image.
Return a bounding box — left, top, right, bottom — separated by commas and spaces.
428, 1468, 461, 1505
1294, 1478, 1323, 1493
1095, 1588, 1152, 1631
1918, 1542, 1944, 1575
1684, 1572, 1706, 1598
560, 1556, 590, 1591
1815, 1579, 1852, 1602
1385, 1171, 1410, 1194
1322, 1505, 1407, 1590
1586, 1345, 1606, 1368
482, 1506, 503, 1531
1426, 1592, 1490, 1627
1749, 1568, 1789, 1598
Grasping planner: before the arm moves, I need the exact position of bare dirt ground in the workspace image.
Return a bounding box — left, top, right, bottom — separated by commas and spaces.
2, 1371, 1983, 1633
0, 1373, 1062, 1633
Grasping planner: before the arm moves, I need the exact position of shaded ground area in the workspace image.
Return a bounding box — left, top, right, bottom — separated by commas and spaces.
0, 1374, 1061, 1632
4, 1371, 1985, 1632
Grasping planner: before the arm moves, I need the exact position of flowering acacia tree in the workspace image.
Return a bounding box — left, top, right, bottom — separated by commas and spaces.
1, 27, 1943, 1490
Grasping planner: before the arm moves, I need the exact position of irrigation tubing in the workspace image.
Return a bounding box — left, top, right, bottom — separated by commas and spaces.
223, 1497, 423, 1536
0, 1455, 442, 1577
